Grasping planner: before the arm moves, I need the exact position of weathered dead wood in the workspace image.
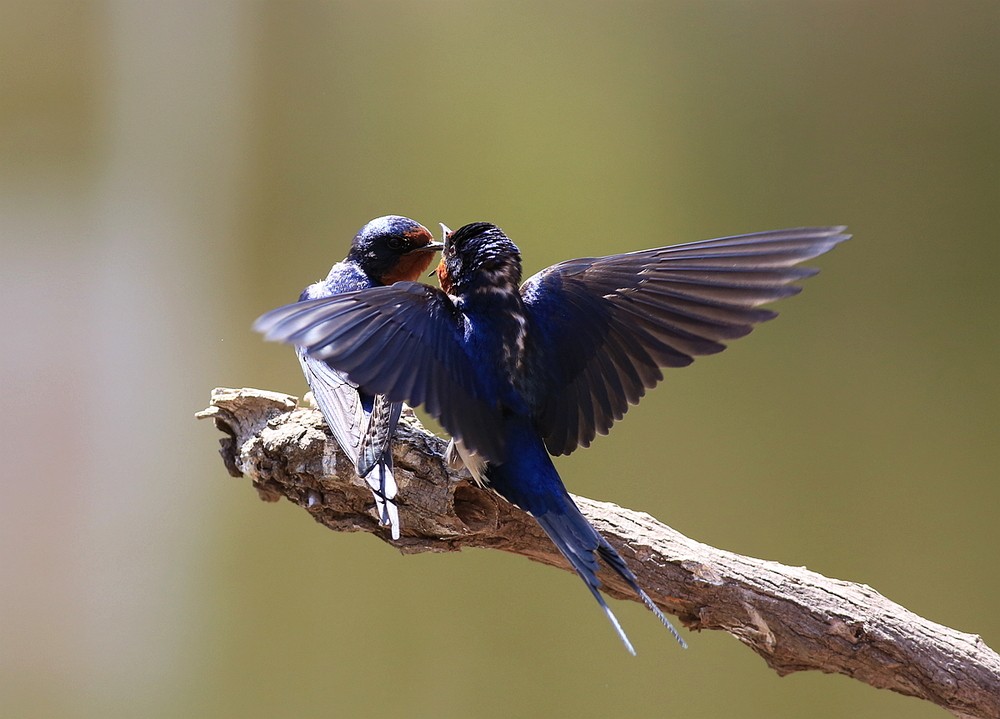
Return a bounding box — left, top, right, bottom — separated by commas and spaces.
198, 387, 1000, 719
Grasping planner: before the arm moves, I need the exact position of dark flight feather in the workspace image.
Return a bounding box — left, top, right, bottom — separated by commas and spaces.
520, 227, 849, 455
255, 283, 508, 463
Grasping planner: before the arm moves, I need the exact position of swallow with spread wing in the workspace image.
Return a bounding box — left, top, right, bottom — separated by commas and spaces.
256, 221, 848, 652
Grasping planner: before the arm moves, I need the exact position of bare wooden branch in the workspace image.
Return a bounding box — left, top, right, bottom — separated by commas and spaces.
198, 387, 1000, 719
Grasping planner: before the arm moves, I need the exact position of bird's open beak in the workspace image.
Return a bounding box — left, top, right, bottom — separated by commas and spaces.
428, 223, 452, 276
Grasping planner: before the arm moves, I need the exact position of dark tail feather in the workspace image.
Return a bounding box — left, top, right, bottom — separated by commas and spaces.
359, 398, 403, 540
358, 397, 403, 477
534, 512, 636, 655
534, 504, 687, 653
594, 542, 688, 648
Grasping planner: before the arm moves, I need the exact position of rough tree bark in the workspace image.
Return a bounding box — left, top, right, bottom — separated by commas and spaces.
198, 387, 1000, 719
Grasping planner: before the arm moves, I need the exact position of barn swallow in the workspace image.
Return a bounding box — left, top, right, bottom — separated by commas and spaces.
287, 215, 442, 540
255, 221, 848, 652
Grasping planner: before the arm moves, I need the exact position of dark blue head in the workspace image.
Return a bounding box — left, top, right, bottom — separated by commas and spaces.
436, 222, 522, 295
347, 215, 443, 285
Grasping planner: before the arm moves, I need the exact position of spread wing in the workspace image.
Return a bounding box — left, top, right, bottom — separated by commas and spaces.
520, 226, 849, 455
255, 281, 506, 463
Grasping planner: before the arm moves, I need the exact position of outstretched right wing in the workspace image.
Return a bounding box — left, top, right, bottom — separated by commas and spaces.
520, 226, 849, 455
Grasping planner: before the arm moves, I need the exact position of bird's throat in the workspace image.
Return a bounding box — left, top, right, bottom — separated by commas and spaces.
380, 249, 438, 285
436, 258, 453, 295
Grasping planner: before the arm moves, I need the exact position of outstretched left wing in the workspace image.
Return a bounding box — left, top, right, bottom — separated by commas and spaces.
520, 226, 849, 456
255, 281, 508, 463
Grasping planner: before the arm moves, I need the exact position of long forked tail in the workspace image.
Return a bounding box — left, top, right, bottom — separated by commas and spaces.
534, 503, 687, 654
594, 536, 688, 649
487, 418, 686, 653
363, 459, 400, 541
358, 397, 404, 540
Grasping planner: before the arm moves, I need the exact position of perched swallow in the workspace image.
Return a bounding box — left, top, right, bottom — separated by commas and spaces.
288, 215, 442, 540
256, 222, 848, 652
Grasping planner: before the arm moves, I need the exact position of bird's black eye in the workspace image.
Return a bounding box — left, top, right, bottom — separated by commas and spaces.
386, 236, 405, 251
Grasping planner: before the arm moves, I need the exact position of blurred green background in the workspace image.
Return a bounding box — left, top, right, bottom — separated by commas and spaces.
2, 1, 997, 717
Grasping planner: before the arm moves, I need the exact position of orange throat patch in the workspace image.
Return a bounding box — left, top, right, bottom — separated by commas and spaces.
436, 258, 453, 295
380, 249, 437, 285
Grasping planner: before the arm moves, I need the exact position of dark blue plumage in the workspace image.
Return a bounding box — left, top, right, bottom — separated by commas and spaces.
256, 221, 848, 652
289, 216, 442, 540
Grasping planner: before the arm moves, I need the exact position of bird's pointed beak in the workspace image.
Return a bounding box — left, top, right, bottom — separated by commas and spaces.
428, 223, 452, 276
421, 224, 447, 253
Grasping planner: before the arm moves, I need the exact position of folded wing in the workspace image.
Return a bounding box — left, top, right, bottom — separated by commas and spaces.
297, 349, 366, 465
298, 349, 402, 537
